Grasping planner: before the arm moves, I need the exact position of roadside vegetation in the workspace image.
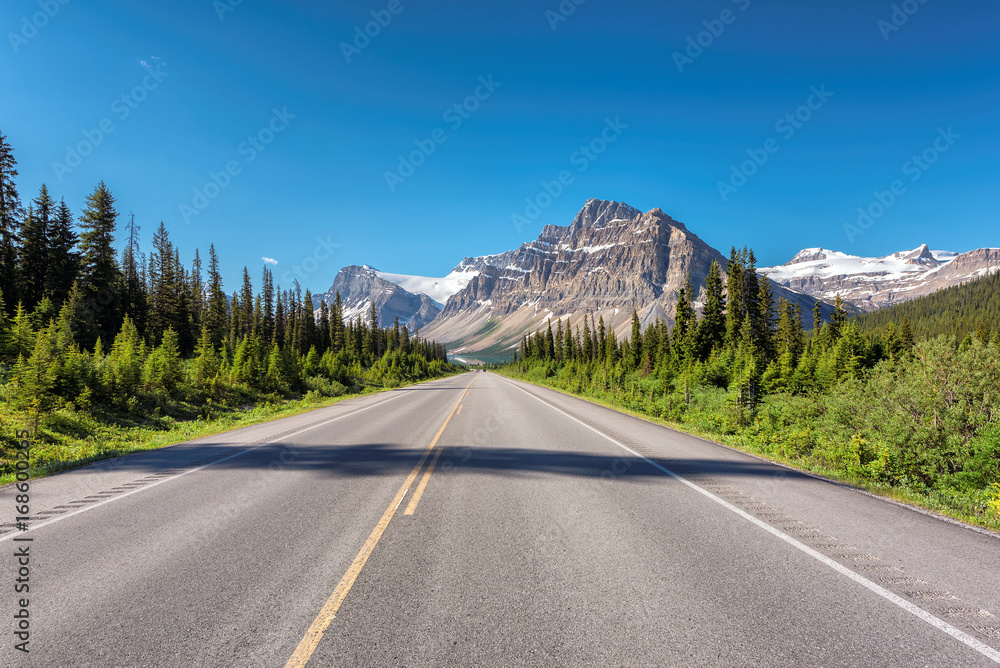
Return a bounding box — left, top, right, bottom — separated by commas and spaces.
498, 250, 1000, 531
0, 131, 457, 482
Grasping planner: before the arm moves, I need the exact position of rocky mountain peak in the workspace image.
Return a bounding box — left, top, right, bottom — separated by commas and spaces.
566, 199, 642, 234
897, 243, 939, 266
784, 248, 834, 265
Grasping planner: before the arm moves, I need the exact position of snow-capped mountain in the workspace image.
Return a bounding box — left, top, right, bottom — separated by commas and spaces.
761, 245, 1000, 311
316, 265, 443, 330
318, 199, 833, 355
318, 200, 999, 356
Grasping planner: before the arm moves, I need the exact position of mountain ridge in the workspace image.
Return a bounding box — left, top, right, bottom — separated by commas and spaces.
319, 199, 837, 355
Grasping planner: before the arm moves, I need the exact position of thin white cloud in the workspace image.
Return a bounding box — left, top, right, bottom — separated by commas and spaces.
262, 257, 278, 265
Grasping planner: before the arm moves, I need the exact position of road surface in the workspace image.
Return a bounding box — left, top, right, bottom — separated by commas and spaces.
2, 371, 999, 666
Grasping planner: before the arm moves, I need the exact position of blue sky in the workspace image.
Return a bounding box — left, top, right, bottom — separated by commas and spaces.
2, 0, 999, 294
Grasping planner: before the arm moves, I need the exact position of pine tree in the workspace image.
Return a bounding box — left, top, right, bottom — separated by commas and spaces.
172, 248, 193, 353
77, 181, 121, 345
44, 199, 79, 307
301, 290, 317, 354
563, 322, 575, 363
900, 316, 914, 351
976, 321, 990, 346
0, 131, 23, 311
189, 248, 203, 333
330, 292, 344, 352
229, 291, 241, 348
12, 324, 59, 430
261, 266, 274, 342
673, 276, 694, 357
148, 222, 184, 345
101, 315, 146, 400
239, 267, 254, 340
205, 244, 227, 347
274, 288, 286, 345
21, 185, 56, 309
121, 212, 147, 335
695, 259, 726, 359
400, 324, 410, 353
193, 326, 220, 388
626, 309, 639, 368
144, 327, 182, 396
367, 301, 379, 358
757, 274, 776, 364
830, 294, 848, 339
318, 301, 331, 353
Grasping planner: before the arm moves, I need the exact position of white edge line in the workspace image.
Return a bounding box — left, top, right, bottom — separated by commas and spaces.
2, 390, 412, 543
496, 374, 1000, 664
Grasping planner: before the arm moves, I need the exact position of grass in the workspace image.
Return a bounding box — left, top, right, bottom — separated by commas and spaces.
1, 370, 466, 486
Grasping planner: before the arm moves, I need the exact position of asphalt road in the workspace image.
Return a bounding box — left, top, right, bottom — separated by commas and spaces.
2, 371, 1000, 666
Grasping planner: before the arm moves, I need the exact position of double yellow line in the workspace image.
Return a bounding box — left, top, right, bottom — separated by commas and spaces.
284, 374, 475, 668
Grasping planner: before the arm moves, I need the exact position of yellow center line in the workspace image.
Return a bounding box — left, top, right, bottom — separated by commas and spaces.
457, 403, 463, 415
284, 374, 476, 668
403, 447, 445, 516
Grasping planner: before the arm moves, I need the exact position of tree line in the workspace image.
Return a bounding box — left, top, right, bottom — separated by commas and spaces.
0, 130, 451, 429
510, 247, 918, 408
853, 268, 1000, 344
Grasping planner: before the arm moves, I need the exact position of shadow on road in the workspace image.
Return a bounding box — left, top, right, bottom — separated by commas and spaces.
68, 439, 810, 485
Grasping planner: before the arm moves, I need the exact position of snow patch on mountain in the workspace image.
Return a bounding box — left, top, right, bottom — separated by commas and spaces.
365, 266, 480, 307
762, 245, 957, 283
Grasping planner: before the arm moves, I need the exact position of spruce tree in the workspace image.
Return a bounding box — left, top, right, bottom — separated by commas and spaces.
239, 267, 254, 340
148, 222, 183, 345
0, 131, 23, 311
757, 274, 776, 364
121, 212, 148, 335
45, 199, 79, 307
673, 277, 694, 356
205, 244, 227, 346
900, 316, 914, 351
400, 324, 410, 354
189, 248, 204, 333
627, 309, 640, 368
301, 290, 317, 354
261, 266, 274, 342
830, 294, 848, 340
367, 301, 379, 357
21, 185, 56, 309
696, 259, 726, 359
77, 181, 121, 345
725, 247, 745, 348
193, 326, 220, 387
